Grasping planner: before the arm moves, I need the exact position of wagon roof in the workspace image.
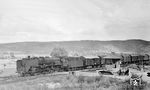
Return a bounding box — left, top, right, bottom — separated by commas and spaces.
64, 56, 84, 60
84, 56, 99, 59
121, 54, 131, 56
130, 54, 140, 56
44, 57, 60, 60
141, 54, 149, 56
103, 54, 122, 59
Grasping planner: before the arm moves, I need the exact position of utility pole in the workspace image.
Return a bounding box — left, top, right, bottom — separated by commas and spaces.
3, 64, 6, 70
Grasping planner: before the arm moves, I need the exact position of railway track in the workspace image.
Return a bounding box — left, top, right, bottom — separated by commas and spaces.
0, 72, 68, 85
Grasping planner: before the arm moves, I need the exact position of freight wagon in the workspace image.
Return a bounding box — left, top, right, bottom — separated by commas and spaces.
84, 56, 101, 68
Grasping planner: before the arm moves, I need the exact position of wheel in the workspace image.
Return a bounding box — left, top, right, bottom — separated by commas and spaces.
19, 72, 25, 77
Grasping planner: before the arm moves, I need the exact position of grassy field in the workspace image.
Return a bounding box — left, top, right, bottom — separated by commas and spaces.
0, 73, 149, 90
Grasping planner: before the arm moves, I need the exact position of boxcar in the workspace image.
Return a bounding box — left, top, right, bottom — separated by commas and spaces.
131, 55, 139, 63
121, 54, 132, 64
144, 54, 149, 61
138, 55, 144, 63
143, 54, 150, 65
84, 56, 101, 68
84, 56, 94, 67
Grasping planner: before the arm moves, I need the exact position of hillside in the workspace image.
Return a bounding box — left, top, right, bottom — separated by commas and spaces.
0, 39, 149, 56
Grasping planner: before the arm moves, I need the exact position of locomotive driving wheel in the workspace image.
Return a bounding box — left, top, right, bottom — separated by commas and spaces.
19, 72, 25, 77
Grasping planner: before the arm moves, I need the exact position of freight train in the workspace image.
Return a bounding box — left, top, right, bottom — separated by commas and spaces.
16, 54, 149, 76
121, 54, 149, 65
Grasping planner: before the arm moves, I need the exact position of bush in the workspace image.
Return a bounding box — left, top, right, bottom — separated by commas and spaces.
86, 77, 94, 84
77, 76, 85, 83
94, 76, 102, 82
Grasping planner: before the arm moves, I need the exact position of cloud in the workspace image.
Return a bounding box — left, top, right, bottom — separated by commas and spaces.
101, 0, 150, 40
105, 20, 150, 40
0, 0, 150, 43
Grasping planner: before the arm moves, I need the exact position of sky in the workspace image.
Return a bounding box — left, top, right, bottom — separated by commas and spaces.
0, 0, 150, 43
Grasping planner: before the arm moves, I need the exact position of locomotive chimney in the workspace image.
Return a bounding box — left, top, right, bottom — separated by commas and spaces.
28, 56, 31, 59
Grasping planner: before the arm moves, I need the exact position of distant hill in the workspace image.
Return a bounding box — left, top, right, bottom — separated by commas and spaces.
0, 39, 149, 56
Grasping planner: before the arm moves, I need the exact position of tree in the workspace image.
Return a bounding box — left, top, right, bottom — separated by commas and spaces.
50, 47, 68, 58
